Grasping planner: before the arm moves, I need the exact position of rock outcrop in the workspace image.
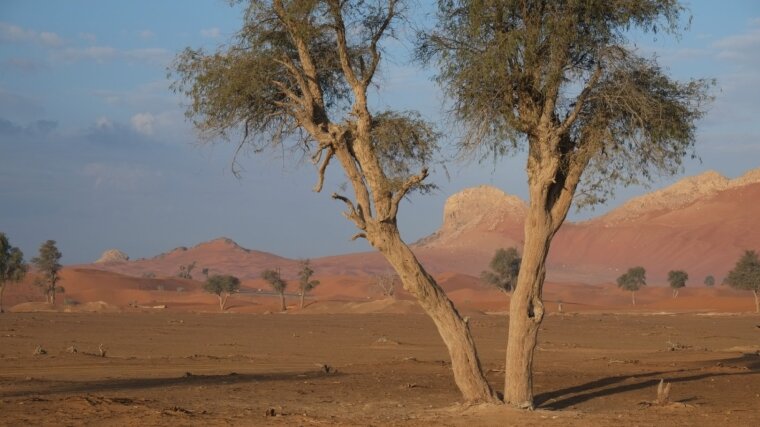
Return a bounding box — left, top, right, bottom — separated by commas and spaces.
94, 249, 129, 264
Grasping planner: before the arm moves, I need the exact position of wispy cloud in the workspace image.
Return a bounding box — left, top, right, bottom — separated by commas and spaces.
53, 46, 171, 65
78, 32, 97, 43
138, 29, 155, 40
0, 57, 48, 73
200, 27, 221, 38
0, 22, 65, 47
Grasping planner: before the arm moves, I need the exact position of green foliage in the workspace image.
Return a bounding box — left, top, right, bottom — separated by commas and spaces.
704, 275, 715, 287
298, 259, 320, 294
667, 270, 688, 289
170, 0, 439, 199
203, 274, 242, 296
420, 0, 713, 207
32, 240, 63, 303
481, 247, 521, 293
725, 250, 760, 292
617, 267, 646, 292
261, 268, 288, 294
1, 232, 28, 312
1, 232, 27, 285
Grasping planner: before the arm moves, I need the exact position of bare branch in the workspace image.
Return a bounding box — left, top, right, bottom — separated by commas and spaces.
331, 192, 365, 228
557, 64, 604, 136
312, 146, 335, 192
327, 1, 361, 89
388, 167, 428, 220
363, 0, 397, 86
350, 232, 367, 241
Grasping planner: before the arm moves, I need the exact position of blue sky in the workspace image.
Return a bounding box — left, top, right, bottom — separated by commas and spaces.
1, 1, 759, 264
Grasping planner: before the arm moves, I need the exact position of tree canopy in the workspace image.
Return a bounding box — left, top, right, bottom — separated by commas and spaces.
725, 250, 760, 312
262, 269, 287, 294
419, 0, 713, 207
32, 240, 63, 304
667, 270, 688, 289
204, 274, 241, 296
704, 275, 715, 287
617, 267, 647, 292
481, 247, 521, 293
0, 233, 28, 313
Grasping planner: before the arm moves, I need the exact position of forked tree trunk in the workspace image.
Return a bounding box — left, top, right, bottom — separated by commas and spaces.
504, 208, 553, 408
279, 292, 286, 312
369, 222, 498, 403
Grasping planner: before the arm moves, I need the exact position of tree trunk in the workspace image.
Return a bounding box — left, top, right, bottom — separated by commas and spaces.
632, 291, 636, 306
219, 294, 225, 311
300, 291, 305, 309
368, 222, 498, 404
279, 292, 286, 312
754, 290, 759, 313
0, 283, 5, 313
504, 210, 553, 409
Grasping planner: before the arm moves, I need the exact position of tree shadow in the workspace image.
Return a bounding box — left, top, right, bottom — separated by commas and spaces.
2, 370, 342, 399
536, 353, 760, 410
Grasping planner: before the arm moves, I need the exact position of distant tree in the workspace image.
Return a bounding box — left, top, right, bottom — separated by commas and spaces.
374, 270, 398, 299
0, 233, 28, 313
297, 260, 320, 309
177, 261, 197, 279
724, 250, 760, 313
704, 275, 715, 287
203, 274, 241, 311
667, 270, 688, 298
261, 269, 288, 312
617, 267, 646, 306
481, 247, 521, 294
202, 267, 210, 279
32, 240, 63, 304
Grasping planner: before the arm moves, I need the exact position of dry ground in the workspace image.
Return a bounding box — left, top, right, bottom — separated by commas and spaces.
1, 312, 759, 426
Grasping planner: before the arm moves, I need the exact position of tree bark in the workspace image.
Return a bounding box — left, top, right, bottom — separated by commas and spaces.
504, 207, 553, 408
368, 222, 498, 404
279, 292, 286, 312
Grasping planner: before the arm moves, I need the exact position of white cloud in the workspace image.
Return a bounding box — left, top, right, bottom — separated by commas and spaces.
130, 112, 156, 135
0, 22, 65, 47
200, 27, 221, 38
138, 29, 155, 40
79, 32, 97, 43
38, 31, 63, 47
56, 46, 118, 62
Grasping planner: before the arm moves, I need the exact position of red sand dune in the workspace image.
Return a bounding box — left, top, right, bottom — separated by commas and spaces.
11, 167, 755, 314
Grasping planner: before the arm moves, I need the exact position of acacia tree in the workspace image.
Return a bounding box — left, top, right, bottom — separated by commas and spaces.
481, 247, 521, 294
667, 270, 688, 298
297, 259, 320, 309
261, 268, 288, 312
617, 267, 646, 306
725, 250, 760, 313
704, 275, 715, 287
32, 240, 63, 304
172, 0, 496, 402
203, 274, 241, 311
422, 0, 711, 407
0, 233, 28, 313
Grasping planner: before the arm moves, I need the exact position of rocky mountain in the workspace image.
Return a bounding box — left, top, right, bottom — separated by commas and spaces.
84, 168, 760, 287
95, 249, 129, 264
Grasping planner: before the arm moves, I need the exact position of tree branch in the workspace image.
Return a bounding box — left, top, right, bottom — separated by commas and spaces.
332, 192, 366, 229
327, 0, 362, 90
388, 167, 428, 220
557, 63, 603, 136
363, 0, 397, 86
312, 146, 335, 192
